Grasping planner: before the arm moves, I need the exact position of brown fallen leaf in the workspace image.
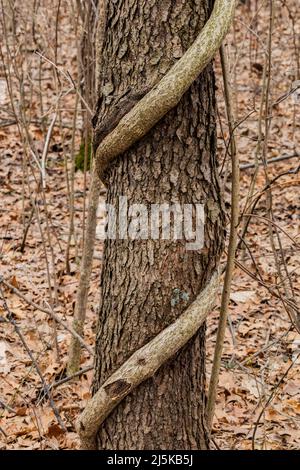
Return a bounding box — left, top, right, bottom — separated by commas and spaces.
16, 407, 27, 417
283, 381, 299, 397
10, 276, 19, 289
47, 423, 66, 438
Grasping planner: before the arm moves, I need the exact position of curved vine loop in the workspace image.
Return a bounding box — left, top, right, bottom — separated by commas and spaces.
78, 271, 219, 450
96, 0, 236, 183
77, 0, 236, 450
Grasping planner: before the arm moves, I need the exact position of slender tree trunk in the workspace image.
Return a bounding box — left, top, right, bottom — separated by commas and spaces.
78, 0, 99, 109
92, 0, 225, 450
68, 0, 106, 375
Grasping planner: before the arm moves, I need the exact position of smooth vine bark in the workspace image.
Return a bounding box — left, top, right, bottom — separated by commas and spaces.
90, 0, 226, 450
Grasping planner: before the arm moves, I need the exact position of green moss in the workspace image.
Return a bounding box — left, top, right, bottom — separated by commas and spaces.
75, 141, 92, 172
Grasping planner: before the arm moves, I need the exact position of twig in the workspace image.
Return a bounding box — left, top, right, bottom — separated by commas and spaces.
236, 164, 300, 255
261, 0, 299, 335
20, 205, 35, 253
0, 276, 94, 356
207, 43, 240, 429
0, 118, 81, 130
243, 213, 300, 248
0, 284, 66, 431
66, 0, 107, 373
240, 327, 291, 367
0, 426, 8, 439
35, 51, 93, 116
65, 92, 79, 274
252, 351, 300, 450
233, 258, 300, 329
67, 171, 102, 374
49, 365, 93, 392
41, 113, 57, 188
240, 153, 299, 170
0, 399, 16, 415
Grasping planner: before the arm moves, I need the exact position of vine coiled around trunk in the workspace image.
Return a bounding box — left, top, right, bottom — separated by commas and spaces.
76, 0, 236, 450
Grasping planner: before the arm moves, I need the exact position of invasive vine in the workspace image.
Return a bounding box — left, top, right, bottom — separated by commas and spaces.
76, 0, 236, 450
78, 271, 219, 450
95, 0, 236, 183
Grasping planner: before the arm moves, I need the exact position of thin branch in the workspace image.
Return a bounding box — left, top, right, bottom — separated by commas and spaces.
252, 351, 300, 450
240, 153, 299, 170
49, 365, 93, 392
206, 43, 240, 429
0, 276, 94, 356
41, 113, 57, 188
67, 0, 106, 374
0, 399, 16, 415
67, 171, 102, 374
35, 51, 93, 116
0, 284, 66, 431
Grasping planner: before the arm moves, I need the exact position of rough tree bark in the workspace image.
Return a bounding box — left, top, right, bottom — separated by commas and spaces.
90, 0, 226, 450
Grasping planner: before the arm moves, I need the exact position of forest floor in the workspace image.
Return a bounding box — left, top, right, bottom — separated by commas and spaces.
0, 0, 299, 450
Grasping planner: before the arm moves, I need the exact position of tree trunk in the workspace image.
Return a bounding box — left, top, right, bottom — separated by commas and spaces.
78, 0, 99, 109
92, 0, 225, 450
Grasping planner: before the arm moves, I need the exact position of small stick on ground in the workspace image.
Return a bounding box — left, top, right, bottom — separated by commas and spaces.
49, 364, 93, 392
0, 276, 94, 356
0, 284, 66, 431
